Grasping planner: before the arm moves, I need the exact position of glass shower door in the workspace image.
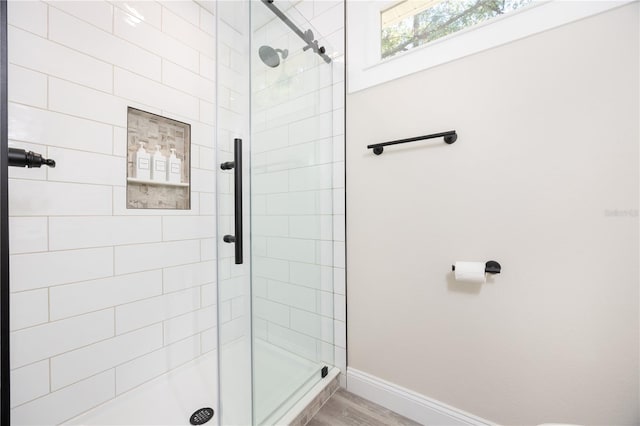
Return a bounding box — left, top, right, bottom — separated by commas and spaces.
217, 1, 335, 424
250, 2, 335, 424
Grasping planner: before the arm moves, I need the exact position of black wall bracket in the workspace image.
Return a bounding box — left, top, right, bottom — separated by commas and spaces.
8, 148, 55, 168
321, 366, 328, 378
484, 261, 501, 274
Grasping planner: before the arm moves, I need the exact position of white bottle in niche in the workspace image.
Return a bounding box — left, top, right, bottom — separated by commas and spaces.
135, 141, 151, 181
151, 145, 167, 182
167, 148, 182, 184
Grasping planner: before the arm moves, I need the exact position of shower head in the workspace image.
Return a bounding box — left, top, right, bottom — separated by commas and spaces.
259, 45, 288, 68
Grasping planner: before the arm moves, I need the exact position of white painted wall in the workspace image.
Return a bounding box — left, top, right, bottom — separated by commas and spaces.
7, 1, 217, 423
346, 4, 639, 425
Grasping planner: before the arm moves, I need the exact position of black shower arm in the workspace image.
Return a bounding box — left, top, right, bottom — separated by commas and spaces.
262, 0, 332, 63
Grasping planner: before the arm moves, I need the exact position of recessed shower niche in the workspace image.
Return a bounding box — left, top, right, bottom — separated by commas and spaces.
126, 107, 191, 209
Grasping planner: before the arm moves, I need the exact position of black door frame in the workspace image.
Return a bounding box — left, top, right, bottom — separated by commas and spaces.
1, 0, 10, 424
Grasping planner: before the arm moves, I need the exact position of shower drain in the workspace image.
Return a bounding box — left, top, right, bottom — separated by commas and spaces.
189, 407, 214, 425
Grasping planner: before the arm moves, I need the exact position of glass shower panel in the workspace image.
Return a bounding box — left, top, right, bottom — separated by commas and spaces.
216, 1, 252, 426
251, 2, 335, 424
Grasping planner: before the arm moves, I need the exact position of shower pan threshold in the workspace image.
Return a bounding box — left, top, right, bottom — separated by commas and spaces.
65, 351, 217, 425
275, 366, 340, 426
222, 337, 340, 426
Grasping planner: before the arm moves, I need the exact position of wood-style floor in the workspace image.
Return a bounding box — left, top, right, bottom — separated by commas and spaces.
307, 389, 421, 426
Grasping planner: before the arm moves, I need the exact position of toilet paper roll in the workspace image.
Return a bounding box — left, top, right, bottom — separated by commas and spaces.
454, 261, 486, 283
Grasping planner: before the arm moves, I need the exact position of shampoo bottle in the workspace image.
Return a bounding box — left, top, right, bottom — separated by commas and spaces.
135, 141, 151, 180
151, 145, 167, 182
167, 148, 182, 183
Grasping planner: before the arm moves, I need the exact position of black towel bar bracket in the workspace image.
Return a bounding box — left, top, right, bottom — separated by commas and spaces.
8, 148, 55, 168
368, 130, 457, 155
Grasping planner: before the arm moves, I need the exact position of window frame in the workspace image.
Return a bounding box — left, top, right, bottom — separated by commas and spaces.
347, 0, 634, 93
379, 0, 538, 60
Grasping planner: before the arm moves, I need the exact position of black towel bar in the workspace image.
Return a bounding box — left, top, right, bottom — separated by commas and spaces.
367, 130, 457, 155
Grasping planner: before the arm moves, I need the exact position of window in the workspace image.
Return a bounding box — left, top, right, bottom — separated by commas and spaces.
348, 0, 631, 93
381, 0, 533, 59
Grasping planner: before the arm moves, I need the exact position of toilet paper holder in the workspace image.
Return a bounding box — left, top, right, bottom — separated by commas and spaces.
452, 261, 501, 274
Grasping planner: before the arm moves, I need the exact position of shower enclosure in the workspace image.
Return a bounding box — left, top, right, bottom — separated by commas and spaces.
217, 1, 336, 424
0, 0, 339, 424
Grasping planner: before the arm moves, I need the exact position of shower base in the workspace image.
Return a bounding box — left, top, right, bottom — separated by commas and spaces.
64, 339, 336, 425
66, 351, 217, 425
254, 338, 319, 424
221, 337, 339, 426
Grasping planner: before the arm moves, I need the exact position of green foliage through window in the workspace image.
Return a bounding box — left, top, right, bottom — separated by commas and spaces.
381, 0, 533, 59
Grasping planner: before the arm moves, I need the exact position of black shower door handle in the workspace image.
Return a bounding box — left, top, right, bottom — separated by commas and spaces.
220, 138, 243, 264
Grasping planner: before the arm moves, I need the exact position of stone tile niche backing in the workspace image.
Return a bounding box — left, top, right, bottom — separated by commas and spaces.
126, 107, 191, 209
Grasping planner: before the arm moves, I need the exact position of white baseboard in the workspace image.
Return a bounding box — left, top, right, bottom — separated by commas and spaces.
346, 368, 494, 426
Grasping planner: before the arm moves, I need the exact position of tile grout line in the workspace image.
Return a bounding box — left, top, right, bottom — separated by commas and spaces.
45, 2, 49, 40
7, 97, 213, 143
45, 74, 49, 110
44, 3, 218, 66
12, 285, 216, 334
10, 255, 215, 292
13, 318, 214, 389
10, 46, 214, 118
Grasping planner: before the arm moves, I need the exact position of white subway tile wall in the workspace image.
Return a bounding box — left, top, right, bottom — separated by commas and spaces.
8, 0, 217, 422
